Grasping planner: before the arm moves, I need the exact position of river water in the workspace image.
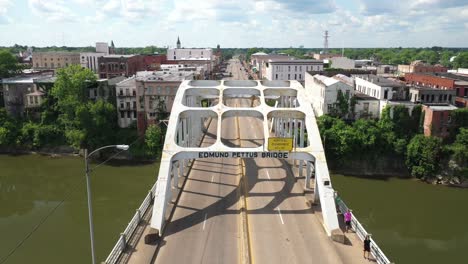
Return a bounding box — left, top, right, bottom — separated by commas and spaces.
0, 154, 157, 264
331, 174, 468, 264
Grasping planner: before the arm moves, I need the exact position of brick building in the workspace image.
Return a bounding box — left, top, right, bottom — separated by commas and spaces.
142, 54, 175, 71
398, 60, 447, 75
422, 104, 458, 138
98, 55, 146, 79
405, 73, 468, 107
32, 52, 80, 70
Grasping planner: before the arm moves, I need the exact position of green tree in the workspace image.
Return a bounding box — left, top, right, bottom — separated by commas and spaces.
0, 109, 20, 146
450, 128, 468, 168
145, 124, 163, 157
0, 50, 22, 78
50, 65, 97, 127
406, 135, 443, 178
453, 52, 468, 69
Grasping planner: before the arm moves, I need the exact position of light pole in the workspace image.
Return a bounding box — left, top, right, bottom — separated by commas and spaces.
84, 144, 129, 264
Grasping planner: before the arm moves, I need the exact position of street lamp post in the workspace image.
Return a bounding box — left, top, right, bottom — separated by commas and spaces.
84, 144, 129, 264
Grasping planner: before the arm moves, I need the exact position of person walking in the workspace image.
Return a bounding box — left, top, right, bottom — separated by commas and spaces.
344, 209, 352, 233
363, 234, 371, 260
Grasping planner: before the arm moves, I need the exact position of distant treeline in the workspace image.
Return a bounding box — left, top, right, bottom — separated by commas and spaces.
3, 44, 468, 68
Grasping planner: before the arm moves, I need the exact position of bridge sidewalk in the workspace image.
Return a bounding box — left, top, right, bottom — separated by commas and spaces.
289, 161, 374, 264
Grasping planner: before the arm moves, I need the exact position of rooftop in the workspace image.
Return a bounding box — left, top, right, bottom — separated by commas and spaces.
354, 92, 379, 101
355, 74, 405, 87
425, 104, 458, 111
2, 74, 54, 84
313, 74, 339, 86
332, 74, 354, 86
269, 59, 323, 64
102, 54, 135, 58
136, 70, 194, 82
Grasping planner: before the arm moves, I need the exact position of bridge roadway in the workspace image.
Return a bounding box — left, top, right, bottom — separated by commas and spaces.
152, 98, 354, 264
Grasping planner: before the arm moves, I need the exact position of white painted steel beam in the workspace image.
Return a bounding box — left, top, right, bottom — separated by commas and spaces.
150, 80, 340, 236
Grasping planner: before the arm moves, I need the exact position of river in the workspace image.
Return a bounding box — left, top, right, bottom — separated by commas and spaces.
0, 154, 157, 264
331, 174, 468, 264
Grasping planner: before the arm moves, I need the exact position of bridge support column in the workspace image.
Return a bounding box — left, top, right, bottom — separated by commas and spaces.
306, 161, 312, 189
298, 120, 305, 178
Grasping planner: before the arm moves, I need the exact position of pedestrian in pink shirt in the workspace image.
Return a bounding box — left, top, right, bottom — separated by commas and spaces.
344, 209, 352, 233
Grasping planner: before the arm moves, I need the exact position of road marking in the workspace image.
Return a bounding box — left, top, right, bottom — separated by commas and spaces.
266, 170, 271, 180
203, 213, 207, 230
211, 175, 214, 183
277, 207, 285, 225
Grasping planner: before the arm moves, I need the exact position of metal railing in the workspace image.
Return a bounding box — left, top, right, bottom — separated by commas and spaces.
335, 195, 392, 264
104, 181, 158, 264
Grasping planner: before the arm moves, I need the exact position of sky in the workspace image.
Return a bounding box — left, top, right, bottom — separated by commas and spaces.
0, 0, 468, 48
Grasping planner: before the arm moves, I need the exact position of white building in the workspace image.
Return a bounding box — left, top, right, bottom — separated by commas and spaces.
116, 77, 137, 128
167, 48, 213, 61
80, 43, 110, 73
329, 57, 355, 69
265, 60, 324, 81
305, 73, 353, 117
355, 75, 412, 117
80, 52, 106, 73
95, 42, 109, 54
250, 53, 293, 79
353, 92, 380, 119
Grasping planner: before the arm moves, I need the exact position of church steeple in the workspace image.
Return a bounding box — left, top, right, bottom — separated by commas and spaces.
176, 36, 181, 49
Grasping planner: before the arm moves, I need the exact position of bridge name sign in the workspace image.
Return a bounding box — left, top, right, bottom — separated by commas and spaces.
198, 151, 289, 159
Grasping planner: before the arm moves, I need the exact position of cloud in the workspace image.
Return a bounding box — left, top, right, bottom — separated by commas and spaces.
28, 0, 77, 22
0, 0, 12, 23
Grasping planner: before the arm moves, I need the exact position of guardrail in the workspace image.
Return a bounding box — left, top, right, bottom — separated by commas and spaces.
104, 181, 158, 264
335, 195, 392, 264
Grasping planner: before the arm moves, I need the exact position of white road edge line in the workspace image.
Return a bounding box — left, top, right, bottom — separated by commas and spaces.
211, 175, 214, 183
277, 207, 285, 225
266, 170, 271, 180
203, 213, 207, 230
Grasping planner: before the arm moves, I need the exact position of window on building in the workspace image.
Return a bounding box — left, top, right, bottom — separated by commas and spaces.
384, 90, 388, 99
133, 90, 136, 96
120, 111, 124, 118
421, 94, 425, 101
363, 103, 369, 112
299, 74, 302, 79
119, 89, 123, 96
431, 94, 435, 102
288, 74, 290, 79
29, 96, 33, 104
294, 74, 297, 79
126, 102, 130, 109
288, 66, 291, 72
133, 101, 136, 109
120, 102, 124, 109
449, 95, 452, 101
300, 66, 302, 71
275, 74, 278, 80
133, 111, 136, 118
174, 56, 176, 60
94, 89, 97, 97
444, 94, 447, 101
327, 104, 333, 113
127, 111, 131, 118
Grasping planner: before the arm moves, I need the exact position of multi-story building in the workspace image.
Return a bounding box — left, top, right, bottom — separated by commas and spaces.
32, 52, 80, 70
116, 77, 138, 128
265, 60, 324, 81
398, 60, 447, 75
80, 52, 107, 73
405, 72, 468, 108
250, 53, 294, 79
96, 42, 110, 54
135, 71, 195, 133
422, 104, 458, 138
167, 47, 213, 61
311, 53, 341, 60
354, 74, 411, 116
115, 69, 198, 132
1, 73, 53, 117
305, 73, 353, 117
98, 55, 146, 79
143, 54, 171, 71
353, 92, 380, 119
409, 86, 456, 104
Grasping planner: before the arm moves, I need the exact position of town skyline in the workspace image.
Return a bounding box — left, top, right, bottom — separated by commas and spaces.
1, 0, 468, 48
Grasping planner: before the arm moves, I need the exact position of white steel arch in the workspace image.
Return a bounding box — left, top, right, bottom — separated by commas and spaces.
151, 80, 340, 236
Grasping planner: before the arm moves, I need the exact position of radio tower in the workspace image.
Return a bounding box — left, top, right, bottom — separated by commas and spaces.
323, 30, 330, 54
